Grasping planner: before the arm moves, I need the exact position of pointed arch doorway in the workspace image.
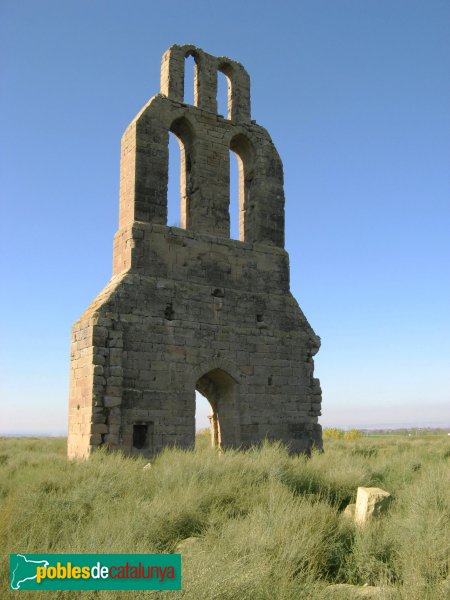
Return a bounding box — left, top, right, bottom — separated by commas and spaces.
195, 368, 240, 449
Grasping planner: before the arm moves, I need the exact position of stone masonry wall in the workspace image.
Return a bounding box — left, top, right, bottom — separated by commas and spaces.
68, 44, 322, 459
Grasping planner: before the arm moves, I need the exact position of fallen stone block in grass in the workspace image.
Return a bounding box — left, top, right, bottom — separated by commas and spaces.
355, 486, 391, 526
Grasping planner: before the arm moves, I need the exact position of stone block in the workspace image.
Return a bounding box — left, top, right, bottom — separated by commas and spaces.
324, 584, 389, 598
91, 413, 106, 424
355, 487, 391, 526
343, 503, 356, 521
92, 353, 106, 366
175, 537, 200, 555
104, 434, 119, 445
91, 423, 108, 434
104, 396, 122, 408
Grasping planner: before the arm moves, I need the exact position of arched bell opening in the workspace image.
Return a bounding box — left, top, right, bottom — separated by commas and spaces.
229, 133, 255, 242
183, 52, 197, 106
169, 117, 196, 230
218, 61, 233, 120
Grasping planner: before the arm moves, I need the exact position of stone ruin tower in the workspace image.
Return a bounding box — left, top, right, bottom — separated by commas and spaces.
68, 44, 322, 459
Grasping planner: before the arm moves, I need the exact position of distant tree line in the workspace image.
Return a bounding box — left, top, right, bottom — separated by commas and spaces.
323, 428, 362, 440
323, 427, 449, 438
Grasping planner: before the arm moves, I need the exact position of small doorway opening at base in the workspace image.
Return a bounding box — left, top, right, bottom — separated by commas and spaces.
132, 421, 154, 451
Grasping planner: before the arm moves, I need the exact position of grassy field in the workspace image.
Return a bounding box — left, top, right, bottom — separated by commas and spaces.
0, 434, 448, 599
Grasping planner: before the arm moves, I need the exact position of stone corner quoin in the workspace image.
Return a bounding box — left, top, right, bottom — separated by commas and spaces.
67, 43, 323, 460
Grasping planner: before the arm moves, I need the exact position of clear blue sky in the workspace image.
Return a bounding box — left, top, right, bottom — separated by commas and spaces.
1, 0, 449, 434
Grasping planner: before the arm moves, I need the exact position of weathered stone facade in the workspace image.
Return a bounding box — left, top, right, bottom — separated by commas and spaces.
68, 44, 322, 459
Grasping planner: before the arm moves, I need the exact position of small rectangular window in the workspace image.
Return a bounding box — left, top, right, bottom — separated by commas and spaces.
133, 422, 154, 450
